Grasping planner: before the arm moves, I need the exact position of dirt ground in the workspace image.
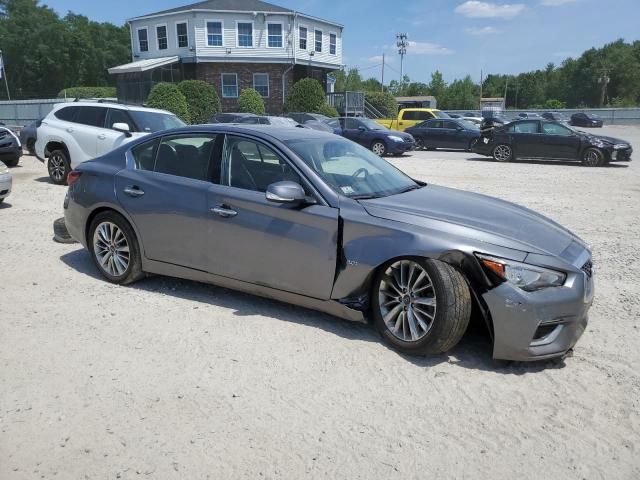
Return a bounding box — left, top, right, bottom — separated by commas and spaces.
1, 125, 639, 479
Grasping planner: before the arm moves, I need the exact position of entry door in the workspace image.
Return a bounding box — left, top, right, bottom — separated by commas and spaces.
207, 135, 339, 300
115, 134, 218, 270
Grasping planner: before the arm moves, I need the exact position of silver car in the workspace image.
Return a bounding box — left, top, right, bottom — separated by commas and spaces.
63, 125, 594, 361
0, 161, 12, 204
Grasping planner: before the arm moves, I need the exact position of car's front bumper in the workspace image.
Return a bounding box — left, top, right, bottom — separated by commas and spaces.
388, 140, 415, 154
0, 172, 13, 200
608, 146, 633, 162
483, 262, 594, 361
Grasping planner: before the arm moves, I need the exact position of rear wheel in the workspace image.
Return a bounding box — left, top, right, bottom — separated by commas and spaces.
88, 211, 144, 285
371, 140, 387, 156
582, 147, 605, 167
372, 258, 471, 356
493, 144, 513, 162
48, 149, 70, 185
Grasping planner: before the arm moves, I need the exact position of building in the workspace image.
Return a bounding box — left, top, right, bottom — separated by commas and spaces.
108, 0, 344, 113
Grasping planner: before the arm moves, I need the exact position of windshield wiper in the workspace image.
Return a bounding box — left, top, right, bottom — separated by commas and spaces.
396, 184, 422, 194
350, 193, 384, 200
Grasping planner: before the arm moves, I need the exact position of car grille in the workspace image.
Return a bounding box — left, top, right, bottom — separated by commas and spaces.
581, 260, 593, 278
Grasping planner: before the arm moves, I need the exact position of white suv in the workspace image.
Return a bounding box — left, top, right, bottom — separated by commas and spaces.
35, 102, 185, 184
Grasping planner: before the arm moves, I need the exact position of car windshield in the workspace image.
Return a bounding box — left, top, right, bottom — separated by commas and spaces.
285, 136, 419, 199
360, 118, 387, 130
434, 111, 450, 118
130, 111, 186, 132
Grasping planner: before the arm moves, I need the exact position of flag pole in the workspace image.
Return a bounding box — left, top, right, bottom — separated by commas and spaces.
0, 50, 11, 100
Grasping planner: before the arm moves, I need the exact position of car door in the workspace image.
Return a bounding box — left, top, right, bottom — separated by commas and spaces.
539, 121, 581, 159
206, 134, 339, 299
509, 121, 543, 157
440, 120, 463, 149
115, 133, 219, 270
71, 106, 108, 163
341, 118, 368, 147
97, 108, 137, 156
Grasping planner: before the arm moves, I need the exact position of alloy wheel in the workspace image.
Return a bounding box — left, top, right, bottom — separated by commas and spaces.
583, 149, 602, 167
493, 145, 512, 162
415, 137, 425, 150
48, 153, 66, 182
378, 260, 437, 342
92, 221, 130, 277
372, 142, 386, 156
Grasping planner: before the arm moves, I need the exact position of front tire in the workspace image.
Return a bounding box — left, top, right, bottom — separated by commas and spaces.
372, 258, 471, 356
371, 140, 387, 156
414, 137, 425, 150
88, 211, 144, 285
48, 149, 71, 185
493, 144, 513, 162
582, 147, 605, 167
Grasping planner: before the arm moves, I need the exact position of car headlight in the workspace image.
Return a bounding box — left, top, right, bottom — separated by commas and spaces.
476, 254, 566, 292
388, 135, 404, 142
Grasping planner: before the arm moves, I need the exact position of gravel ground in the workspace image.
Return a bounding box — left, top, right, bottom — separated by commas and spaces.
1, 125, 639, 479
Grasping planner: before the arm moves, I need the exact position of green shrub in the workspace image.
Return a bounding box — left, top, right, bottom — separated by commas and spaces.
285, 78, 326, 113
178, 80, 221, 124
314, 102, 339, 117
365, 91, 398, 118
543, 99, 566, 109
238, 88, 266, 114
57, 86, 116, 99
145, 83, 190, 123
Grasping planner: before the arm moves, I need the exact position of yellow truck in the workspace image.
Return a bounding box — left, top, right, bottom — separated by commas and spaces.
375, 108, 448, 131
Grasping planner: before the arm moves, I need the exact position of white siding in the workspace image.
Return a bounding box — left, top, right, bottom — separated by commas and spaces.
128, 11, 342, 68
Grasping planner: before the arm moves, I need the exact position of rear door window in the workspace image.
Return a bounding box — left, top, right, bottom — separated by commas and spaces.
154, 135, 219, 181
509, 121, 539, 134
54, 106, 80, 122
75, 107, 107, 128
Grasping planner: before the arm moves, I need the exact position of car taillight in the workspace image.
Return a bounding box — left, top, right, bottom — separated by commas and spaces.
67, 170, 82, 186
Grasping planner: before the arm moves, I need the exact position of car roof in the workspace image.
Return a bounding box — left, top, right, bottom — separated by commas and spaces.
53, 101, 173, 116
155, 124, 337, 143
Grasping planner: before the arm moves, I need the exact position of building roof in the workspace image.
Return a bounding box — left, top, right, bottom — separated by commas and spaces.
107, 56, 180, 74
131, 0, 291, 20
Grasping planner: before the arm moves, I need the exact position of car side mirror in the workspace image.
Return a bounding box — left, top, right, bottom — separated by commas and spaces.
358, 126, 366, 132
266, 181, 307, 205
113, 122, 132, 137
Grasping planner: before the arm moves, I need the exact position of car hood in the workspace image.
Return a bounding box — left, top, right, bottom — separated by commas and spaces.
585, 133, 629, 145
361, 185, 584, 257
378, 129, 412, 139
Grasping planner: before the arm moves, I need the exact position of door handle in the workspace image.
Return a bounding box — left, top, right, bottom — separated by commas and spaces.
98, 134, 106, 140
211, 206, 238, 218
123, 186, 145, 197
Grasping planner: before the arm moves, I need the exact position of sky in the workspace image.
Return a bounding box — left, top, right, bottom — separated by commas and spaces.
44, 0, 640, 84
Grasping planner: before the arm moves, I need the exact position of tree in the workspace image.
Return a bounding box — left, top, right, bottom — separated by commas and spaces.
284, 78, 326, 112
314, 102, 339, 117
178, 80, 220, 124
427, 71, 447, 104
57, 86, 116, 98
146, 83, 190, 122
238, 88, 266, 115
365, 91, 397, 117
361, 78, 382, 92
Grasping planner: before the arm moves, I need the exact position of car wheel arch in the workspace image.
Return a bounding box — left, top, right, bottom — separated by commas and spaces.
84, 205, 145, 259
45, 141, 69, 159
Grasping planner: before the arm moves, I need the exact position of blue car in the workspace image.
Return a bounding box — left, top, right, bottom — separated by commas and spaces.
325, 117, 415, 156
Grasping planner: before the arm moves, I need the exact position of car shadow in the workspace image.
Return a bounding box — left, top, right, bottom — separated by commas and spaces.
466, 156, 629, 168
0, 201, 13, 209
59, 248, 567, 374
34, 176, 53, 183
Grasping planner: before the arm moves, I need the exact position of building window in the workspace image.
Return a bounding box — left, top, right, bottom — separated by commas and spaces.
267, 23, 283, 48
253, 74, 269, 97
207, 21, 223, 46
329, 33, 336, 55
237, 22, 253, 47
137, 28, 148, 52
314, 29, 322, 53
176, 22, 188, 48
222, 73, 238, 98
156, 25, 168, 50
299, 26, 307, 50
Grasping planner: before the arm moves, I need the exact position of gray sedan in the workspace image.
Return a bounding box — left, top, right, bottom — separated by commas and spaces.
63, 125, 594, 361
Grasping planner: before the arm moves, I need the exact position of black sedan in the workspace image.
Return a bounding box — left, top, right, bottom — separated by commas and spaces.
571, 112, 603, 128
325, 117, 415, 156
472, 119, 632, 167
405, 118, 480, 151
542, 112, 569, 123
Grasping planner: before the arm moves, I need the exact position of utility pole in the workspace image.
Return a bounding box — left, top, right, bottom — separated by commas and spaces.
479, 69, 483, 109
598, 68, 610, 107
381, 53, 385, 92
0, 50, 10, 101
504, 77, 509, 106
396, 33, 408, 82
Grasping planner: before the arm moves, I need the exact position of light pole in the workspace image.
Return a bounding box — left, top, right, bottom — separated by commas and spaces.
396, 33, 408, 82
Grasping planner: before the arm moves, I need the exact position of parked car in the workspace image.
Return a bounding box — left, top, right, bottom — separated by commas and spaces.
446, 113, 462, 119
571, 112, 603, 128
209, 112, 258, 123
35, 102, 186, 185
19, 119, 39, 155
473, 119, 632, 166
326, 117, 415, 155
287, 112, 329, 124
0, 161, 12, 203
0, 126, 22, 167
302, 120, 335, 132
405, 118, 480, 151
542, 112, 569, 123
518, 112, 543, 120
375, 108, 449, 131
63, 124, 594, 361
237, 116, 303, 127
